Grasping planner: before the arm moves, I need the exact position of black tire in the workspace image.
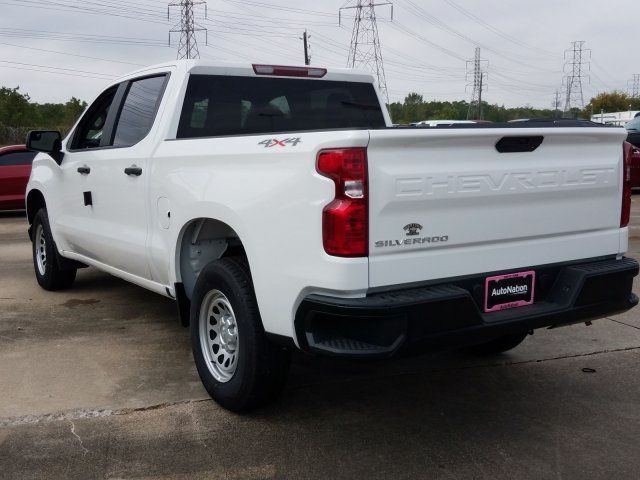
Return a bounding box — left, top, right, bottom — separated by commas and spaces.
190, 257, 291, 412
464, 332, 529, 355
32, 208, 76, 291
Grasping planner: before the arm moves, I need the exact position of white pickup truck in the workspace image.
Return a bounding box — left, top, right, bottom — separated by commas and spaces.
25, 60, 638, 411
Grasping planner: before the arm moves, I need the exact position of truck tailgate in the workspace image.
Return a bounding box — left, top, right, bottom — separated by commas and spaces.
367, 127, 628, 288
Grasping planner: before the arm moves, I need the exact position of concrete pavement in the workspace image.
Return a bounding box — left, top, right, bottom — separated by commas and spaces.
2, 198, 640, 479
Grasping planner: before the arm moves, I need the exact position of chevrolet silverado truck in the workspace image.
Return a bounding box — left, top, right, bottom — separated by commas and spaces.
25, 60, 639, 411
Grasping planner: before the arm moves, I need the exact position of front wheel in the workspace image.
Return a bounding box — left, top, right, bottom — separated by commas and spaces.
190, 257, 290, 412
32, 208, 76, 291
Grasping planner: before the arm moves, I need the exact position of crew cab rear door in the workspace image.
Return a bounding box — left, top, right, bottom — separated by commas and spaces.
85, 74, 169, 279
366, 126, 628, 288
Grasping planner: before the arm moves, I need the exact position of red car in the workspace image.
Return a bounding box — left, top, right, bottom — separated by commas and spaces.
0, 145, 37, 210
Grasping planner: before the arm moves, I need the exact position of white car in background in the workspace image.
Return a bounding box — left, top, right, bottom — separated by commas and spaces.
415, 119, 478, 127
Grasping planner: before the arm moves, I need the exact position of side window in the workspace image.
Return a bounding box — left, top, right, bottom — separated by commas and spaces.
0, 151, 37, 166
113, 75, 167, 147
71, 86, 118, 150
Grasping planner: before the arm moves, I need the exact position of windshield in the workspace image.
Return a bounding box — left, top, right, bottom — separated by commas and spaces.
177, 75, 386, 138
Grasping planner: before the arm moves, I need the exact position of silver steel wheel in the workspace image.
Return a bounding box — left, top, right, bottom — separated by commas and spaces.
199, 289, 239, 383
35, 224, 47, 276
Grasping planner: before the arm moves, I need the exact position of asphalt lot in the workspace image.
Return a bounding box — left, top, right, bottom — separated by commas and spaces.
2, 201, 640, 479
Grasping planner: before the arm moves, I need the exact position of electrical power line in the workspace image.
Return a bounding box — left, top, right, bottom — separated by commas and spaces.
1, 0, 633, 109
466, 47, 487, 120
441, 0, 559, 59
168, 0, 208, 59
0, 41, 144, 67
340, 0, 393, 105
0, 60, 116, 80
552, 89, 561, 116
629, 74, 640, 99
562, 41, 590, 115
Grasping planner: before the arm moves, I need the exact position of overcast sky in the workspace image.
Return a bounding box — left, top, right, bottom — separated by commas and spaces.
0, 0, 637, 109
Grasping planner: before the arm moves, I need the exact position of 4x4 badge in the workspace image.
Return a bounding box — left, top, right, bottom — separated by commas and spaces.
258, 137, 302, 148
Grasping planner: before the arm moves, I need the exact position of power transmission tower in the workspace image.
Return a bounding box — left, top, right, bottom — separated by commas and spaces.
629, 74, 640, 99
339, 0, 393, 105
466, 47, 487, 120
552, 89, 562, 116
301, 30, 311, 65
562, 41, 590, 116
168, 0, 208, 60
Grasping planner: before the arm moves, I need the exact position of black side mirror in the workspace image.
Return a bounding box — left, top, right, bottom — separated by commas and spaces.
26, 130, 63, 165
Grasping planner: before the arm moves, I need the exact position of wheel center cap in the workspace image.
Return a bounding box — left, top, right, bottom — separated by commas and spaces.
219, 314, 237, 351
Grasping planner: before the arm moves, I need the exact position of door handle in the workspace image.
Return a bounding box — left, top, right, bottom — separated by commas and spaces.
124, 166, 142, 176
77, 166, 90, 175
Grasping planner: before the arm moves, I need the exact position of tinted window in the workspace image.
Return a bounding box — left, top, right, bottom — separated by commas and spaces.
0, 151, 37, 166
113, 75, 167, 147
627, 117, 640, 131
177, 75, 386, 138
71, 86, 118, 149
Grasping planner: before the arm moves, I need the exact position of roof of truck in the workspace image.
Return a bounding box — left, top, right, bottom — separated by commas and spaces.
113, 59, 375, 84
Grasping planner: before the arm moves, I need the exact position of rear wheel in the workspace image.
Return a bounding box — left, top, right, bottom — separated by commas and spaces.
32, 208, 76, 291
465, 332, 529, 355
190, 257, 290, 412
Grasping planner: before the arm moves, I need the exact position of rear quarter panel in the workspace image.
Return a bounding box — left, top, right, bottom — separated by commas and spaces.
149, 130, 371, 339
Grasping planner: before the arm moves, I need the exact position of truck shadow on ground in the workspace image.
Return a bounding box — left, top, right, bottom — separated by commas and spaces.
63, 267, 633, 407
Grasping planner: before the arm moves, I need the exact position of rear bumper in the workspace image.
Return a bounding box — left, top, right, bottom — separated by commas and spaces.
294, 257, 639, 358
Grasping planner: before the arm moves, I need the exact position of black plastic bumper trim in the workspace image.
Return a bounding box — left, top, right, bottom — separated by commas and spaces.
295, 257, 639, 358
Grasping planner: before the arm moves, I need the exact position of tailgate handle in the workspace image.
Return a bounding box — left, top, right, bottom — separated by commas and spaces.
496, 136, 544, 153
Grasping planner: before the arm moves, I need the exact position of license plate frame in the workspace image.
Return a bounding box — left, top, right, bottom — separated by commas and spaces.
484, 270, 536, 313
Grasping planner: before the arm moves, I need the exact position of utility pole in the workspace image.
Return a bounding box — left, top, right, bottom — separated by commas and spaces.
302, 30, 310, 65
340, 0, 393, 105
562, 41, 590, 117
466, 47, 488, 120
168, 0, 208, 60
478, 72, 483, 120
552, 89, 562, 117
629, 74, 640, 99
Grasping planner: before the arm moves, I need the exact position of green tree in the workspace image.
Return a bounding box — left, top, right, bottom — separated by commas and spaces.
583, 91, 640, 118
63, 97, 87, 124
387, 92, 557, 124
0, 87, 37, 127
0, 86, 88, 145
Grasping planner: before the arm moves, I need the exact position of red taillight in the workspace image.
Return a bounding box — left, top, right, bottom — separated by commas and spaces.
252, 64, 327, 78
622, 142, 633, 227
317, 148, 368, 257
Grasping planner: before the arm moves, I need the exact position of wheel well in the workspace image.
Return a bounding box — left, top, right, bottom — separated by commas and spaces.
177, 218, 246, 300
26, 190, 46, 225
26, 190, 46, 240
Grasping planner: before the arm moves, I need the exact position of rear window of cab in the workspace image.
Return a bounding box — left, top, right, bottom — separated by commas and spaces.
177, 75, 386, 139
